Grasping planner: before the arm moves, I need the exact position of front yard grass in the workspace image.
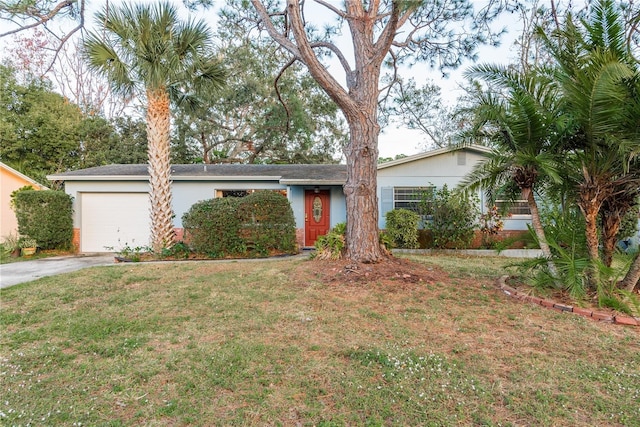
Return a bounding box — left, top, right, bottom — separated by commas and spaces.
1, 254, 638, 426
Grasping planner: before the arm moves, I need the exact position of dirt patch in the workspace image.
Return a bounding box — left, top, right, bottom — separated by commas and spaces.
301, 256, 445, 287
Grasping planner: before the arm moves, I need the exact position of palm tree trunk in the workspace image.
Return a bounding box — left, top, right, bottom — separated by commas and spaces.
600, 202, 622, 268
577, 176, 606, 290
526, 190, 559, 278
147, 88, 175, 253
620, 252, 640, 292
601, 190, 637, 268
580, 203, 601, 290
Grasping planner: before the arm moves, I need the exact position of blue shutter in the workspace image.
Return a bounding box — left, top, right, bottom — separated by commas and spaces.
380, 187, 394, 228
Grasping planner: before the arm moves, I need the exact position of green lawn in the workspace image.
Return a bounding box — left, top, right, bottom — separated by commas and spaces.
1, 255, 638, 426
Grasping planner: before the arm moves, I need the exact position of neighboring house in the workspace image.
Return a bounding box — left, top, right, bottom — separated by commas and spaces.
48, 144, 532, 253
0, 162, 48, 240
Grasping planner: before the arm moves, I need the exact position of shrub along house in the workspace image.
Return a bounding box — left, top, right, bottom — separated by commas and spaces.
1, 161, 48, 240
48, 144, 532, 253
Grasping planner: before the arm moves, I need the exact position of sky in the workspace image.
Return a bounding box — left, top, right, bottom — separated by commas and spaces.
0, 0, 524, 159
377, 33, 520, 158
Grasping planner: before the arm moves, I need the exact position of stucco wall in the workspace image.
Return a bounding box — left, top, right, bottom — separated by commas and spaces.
377, 149, 531, 231
62, 180, 346, 231
0, 168, 43, 240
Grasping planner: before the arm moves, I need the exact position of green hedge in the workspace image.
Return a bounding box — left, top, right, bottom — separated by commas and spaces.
14, 190, 73, 249
182, 197, 245, 257
385, 209, 420, 249
182, 191, 297, 258
237, 191, 297, 256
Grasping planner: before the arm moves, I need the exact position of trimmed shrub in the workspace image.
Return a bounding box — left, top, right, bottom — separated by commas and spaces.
385, 209, 420, 249
13, 190, 73, 249
182, 191, 297, 258
237, 191, 297, 256
182, 197, 245, 257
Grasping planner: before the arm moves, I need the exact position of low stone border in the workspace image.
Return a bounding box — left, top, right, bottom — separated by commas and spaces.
497, 275, 640, 327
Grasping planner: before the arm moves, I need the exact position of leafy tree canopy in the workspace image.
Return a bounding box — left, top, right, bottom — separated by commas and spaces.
0, 64, 82, 184
172, 0, 347, 164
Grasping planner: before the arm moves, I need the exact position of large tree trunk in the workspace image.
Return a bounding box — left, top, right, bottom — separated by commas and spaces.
526, 189, 559, 278
147, 88, 175, 253
620, 252, 640, 292
343, 117, 384, 263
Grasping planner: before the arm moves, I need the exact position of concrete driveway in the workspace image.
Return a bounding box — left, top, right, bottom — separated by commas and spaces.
0, 254, 116, 289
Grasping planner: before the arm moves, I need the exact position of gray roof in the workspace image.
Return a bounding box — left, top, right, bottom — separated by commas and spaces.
377, 144, 491, 169
48, 163, 347, 185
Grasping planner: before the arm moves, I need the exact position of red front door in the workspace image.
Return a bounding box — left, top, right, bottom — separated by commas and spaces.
305, 190, 330, 246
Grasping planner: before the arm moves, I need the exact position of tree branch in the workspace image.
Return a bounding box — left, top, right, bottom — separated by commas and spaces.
45, 0, 84, 74
0, 0, 77, 38
281, 0, 355, 111
312, 0, 348, 18
372, 2, 420, 66
274, 56, 297, 135
309, 41, 351, 75
249, 0, 301, 58
378, 49, 399, 97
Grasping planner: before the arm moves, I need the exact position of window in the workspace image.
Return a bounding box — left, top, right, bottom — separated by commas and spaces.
393, 187, 434, 213
495, 200, 531, 216
216, 189, 287, 198
219, 190, 251, 198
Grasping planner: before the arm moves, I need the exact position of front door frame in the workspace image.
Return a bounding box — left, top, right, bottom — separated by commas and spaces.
304, 189, 331, 247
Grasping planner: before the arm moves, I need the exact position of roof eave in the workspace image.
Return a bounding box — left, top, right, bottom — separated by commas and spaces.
47, 175, 285, 182
377, 144, 491, 170
2, 162, 49, 189
47, 175, 148, 181
279, 179, 345, 185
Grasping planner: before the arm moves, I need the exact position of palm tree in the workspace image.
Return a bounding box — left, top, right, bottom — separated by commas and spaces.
460, 66, 563, 278
537, 0, 640, 286
84, 2, 225, 252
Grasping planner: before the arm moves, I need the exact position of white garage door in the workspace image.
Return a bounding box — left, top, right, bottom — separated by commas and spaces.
81, 193, 151, 253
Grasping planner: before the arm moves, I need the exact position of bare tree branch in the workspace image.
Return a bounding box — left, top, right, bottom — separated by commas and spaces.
312, 0, 347, 18
283, 0, 355, 111
250, 0, 301, 58
309, 41, 351, 74
45, 0, 84, 73
0, 0, 77, 38
274, 56, 297, 135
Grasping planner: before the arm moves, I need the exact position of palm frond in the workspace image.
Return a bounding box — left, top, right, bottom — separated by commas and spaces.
85, 1, 225, 104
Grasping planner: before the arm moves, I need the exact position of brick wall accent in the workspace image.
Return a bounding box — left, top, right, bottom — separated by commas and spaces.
72, 228, 80, 253
470, 230, 530, 249
296, 228, 305, 249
